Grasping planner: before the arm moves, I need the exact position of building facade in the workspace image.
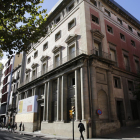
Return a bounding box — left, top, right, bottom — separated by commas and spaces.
0, 54, 22, 125
16, 0, 140, 138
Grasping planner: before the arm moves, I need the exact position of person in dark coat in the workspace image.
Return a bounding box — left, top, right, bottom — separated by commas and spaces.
78, 120, 85, 140
19, 122, 22, 131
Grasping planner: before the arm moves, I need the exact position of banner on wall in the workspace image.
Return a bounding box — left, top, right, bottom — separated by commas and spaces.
18, 95, 38, 114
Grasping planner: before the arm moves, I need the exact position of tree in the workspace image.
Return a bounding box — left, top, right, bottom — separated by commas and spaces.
0, 0, 48, 56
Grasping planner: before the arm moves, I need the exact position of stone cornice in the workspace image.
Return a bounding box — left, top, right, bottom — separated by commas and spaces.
31, 63, 38, 69
65, 34, 78, 44
52, 45, 62, 53
91, 29, 104, 39
40, 55, 49, 62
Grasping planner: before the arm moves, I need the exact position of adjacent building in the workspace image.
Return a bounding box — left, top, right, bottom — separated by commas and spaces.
0, 54, 22, 125
6, 0, 140, 138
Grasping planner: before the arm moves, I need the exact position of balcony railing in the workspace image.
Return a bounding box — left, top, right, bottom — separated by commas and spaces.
20, 49, 86, 87
91, 49, 111, 60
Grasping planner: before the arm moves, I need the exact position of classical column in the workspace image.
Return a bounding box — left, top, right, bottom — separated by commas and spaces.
80, 67, 85, 121
75, 69, 81, 121
43, 83, 47, 121
46, 81, 52, 122
61, 75, 67, 122
25, 91, 28, 98
107, 70, 117, 120
32, 88, 34, 96
57, 77, 61, 121
16, 93, 19, 112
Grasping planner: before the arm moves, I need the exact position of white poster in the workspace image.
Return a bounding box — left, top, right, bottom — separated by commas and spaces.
18, 95, 38, 114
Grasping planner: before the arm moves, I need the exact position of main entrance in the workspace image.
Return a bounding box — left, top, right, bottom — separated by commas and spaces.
116, 100, 125, 126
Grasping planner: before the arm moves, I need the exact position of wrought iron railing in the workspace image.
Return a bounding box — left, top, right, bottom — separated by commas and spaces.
91, 49, 111, 60
20, 49, 87, 87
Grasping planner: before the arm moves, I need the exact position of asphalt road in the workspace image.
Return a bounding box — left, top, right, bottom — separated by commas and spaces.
0, 130, 64, 140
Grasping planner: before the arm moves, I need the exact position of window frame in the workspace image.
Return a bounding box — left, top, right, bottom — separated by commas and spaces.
114, 76, 121, 89
120, 33, 125, 41
137, 32, 140, 37
91, 14, 99, 24
90, 0, 97, 6
107, 25, 113, 34
34, 51, 38, 59
68, 18, 76, 31
105, 9, 111, 17
128, 25, 133, 32
43, 42, 48, 51
131, 40, 135, 47
117, 18, 122, 25
55, 31, 61, 41
67, 2, 74, 12
27, 57, 31, 64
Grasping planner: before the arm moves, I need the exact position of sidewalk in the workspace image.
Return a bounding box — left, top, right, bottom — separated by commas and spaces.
0, 126, 140, 140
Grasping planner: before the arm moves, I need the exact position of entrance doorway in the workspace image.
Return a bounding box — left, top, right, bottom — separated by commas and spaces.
116, 100, 125, 126
130, 100, 139, 120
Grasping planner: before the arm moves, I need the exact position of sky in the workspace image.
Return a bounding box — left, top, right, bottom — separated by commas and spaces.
1, 0, 140, 64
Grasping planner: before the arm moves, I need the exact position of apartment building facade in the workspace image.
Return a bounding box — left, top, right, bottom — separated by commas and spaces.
0, 54, 22, 125
16, 0, 140, 138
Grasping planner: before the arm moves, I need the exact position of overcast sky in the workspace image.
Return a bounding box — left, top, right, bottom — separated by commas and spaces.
1, 0, 140, 64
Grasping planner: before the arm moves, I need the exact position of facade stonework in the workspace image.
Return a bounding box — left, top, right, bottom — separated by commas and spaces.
0, 0, 139, 138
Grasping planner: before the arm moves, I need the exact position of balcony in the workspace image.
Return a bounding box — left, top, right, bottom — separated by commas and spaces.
20, 49, 86, 87
91, 49, 111, 60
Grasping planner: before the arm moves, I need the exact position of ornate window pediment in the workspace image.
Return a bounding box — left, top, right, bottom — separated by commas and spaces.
25, 68, 31, 73
40, 55, 49, 62
91, 29, 104, 40
52, 45, 62, 53
65, 34, 77, 44
31, 63, 38, 69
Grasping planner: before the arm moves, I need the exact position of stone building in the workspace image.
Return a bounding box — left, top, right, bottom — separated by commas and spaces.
16, 0, 140, 138
0, 54, 22, 125
7, 64, 21, 125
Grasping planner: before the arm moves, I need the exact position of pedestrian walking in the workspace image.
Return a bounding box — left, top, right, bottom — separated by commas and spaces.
78, 120, 85, 140
19, 122, 22, 131
11, 123, 15, 133
8, 123, 11, 132
15, 122, 17, 130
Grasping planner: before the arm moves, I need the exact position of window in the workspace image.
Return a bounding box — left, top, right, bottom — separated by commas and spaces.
135, 60, 140, 73
68, 18, 76, 30
120, 33, 125, 41
26, 74, 29, 81
110, 49, 116, 61
55, 55, 60, 67
131, 40, 135, 47
55, 31, 61, 41
72, 78, 75, 86
107, 25, 113, 33
69, 44, 75, 59
43, 42, 48, 51
128, 81, 134, 91
124, 55, 130, 71
105, 9, 110, 17
114, 77, 121, 88
27, 57, 31, 64
92, 15, 99, 24
137, 32, 140, 37
94, 41, 100, 56
34, 51, 38, 58
90, 0, 97, 6
55, 16, 60, 24
42, 63, 46, 74
128, 25, 133, 32
32, 70, 36, 79
68, 2, 74, 12
117, 18, 122, 25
